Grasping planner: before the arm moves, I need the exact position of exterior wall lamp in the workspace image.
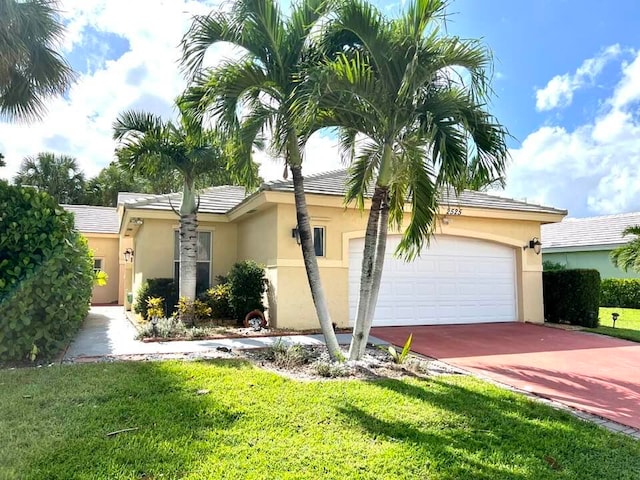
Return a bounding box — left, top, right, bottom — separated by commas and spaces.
123, 248, 134, 262
291, 227, 301, 245
524, 237, 542, 255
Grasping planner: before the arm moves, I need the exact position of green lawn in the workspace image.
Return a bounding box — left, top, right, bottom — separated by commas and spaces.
1, 361, 639, 480
590, 307, 640, 342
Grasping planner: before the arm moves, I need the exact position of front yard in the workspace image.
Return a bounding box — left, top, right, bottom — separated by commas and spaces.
2, 360, 639, 479
590, 307, 640, 342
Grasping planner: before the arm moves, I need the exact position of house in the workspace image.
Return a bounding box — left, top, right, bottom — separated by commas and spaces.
67, 169, 566, 329
541, 212, 640, 279
61, 204, 132, 305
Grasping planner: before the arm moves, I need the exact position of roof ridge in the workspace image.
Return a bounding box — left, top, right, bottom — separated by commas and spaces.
561, 211, 640, 221
61, 204, 117, 210
457, 189, 565, 213
262, 168, 347, 189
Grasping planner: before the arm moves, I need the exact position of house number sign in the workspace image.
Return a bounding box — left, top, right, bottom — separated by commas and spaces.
446, 208, 462, 215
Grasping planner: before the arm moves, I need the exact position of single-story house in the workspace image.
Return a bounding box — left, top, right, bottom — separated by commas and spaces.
62, 204, 132, 305
67, 169, 566, 329
541, 212, 640, 279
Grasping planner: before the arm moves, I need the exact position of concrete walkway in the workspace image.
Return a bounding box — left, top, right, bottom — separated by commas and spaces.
64, 306, 386, 360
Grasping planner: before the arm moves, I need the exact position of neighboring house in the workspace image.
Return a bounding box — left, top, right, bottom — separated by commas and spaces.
113, 169, 565, 329
62, 204, 132, 305
541, 212, 640, 279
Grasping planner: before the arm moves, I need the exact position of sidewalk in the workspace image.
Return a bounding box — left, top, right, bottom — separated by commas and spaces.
63, 306, 386, 361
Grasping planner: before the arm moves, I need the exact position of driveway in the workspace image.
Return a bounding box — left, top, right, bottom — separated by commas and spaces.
372, 323, 640, 429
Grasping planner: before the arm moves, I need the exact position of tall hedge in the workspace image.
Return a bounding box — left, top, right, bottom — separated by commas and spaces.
227, 261, 266, 322
543, 269, 600, 328
134, 278, 179, 319
0, 182, 93, 361
600, 278, 640, 308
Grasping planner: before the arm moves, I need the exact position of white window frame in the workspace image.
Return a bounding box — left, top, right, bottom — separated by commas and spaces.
313, 226, 326, 257
93, 258, 104, 274
173, 230, 213, 290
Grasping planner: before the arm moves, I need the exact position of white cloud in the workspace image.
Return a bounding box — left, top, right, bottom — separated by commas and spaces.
535, 44, 621, 111
506, 48, 640, 216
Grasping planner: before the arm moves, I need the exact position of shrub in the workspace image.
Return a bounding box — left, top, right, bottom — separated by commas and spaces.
313, 360, 352, 378
202, 283, 233, 319
267, 340, 309, 368
0, 183, 93, 361
227, 261, 267, 322
543, 269, 601, 327
134, 278, 178, 319
542, 261, 567, 272
146, 297, 165, 321
600, 278, 640, 308
136, 317, 187, 339
176, 296, 212, 326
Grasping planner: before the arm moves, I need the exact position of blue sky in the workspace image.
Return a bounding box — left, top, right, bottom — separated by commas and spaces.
1, 0, 639, 218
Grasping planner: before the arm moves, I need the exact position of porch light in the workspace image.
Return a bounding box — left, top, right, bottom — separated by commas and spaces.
291, 227, 301, 245
524, 237, 542, 255
123, 248, 134, 262
612, 312, 619, 328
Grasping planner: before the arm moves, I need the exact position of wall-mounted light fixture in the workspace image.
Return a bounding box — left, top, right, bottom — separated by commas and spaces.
291, 227, 301, 245
123, 248, 134, 262
523, 237, 542, 255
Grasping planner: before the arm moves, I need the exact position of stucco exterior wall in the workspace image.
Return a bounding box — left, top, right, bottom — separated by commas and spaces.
85, 234, 120, 304
263, 200, 546, 329
236, 206, 278, 264
543, 250, 640, 279
130, 217, 238, 302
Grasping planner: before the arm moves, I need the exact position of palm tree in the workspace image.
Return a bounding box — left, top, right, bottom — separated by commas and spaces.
14, 152, 86, 204
180, 0, 342, 359
0, 0, 75, 122
113, 100, 258, 302
302, 0, 509, 359
611, 226, 640, 272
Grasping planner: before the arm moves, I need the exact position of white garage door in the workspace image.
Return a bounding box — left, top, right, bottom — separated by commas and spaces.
348, 235, 517, 326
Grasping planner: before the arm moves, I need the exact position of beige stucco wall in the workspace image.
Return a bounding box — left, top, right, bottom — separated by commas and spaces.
85, 234, 120, 304
130, 216, 238, 304
256, 198, 548, 329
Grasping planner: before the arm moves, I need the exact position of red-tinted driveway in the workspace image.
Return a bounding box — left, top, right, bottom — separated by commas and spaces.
372, 323, 640, 429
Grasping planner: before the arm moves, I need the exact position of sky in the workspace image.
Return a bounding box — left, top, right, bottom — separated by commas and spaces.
1, 0, 639, 218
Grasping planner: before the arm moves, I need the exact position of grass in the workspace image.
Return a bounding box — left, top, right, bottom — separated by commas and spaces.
587, 307, 640, 342
1, 361, 639, 479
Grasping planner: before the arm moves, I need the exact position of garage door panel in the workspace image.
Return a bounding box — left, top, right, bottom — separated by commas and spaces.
349, 235, 517, 326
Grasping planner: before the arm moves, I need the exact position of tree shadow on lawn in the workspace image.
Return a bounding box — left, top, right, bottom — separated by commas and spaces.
338, 376, 640, 480
2, 359, 251, 480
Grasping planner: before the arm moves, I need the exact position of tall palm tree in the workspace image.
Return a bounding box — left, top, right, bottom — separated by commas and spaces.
302, 0, 509, 359
180, 0, 342, 359
0, 0, 75, 122
113, 100, 258, 301
14, 152, 86, 204
611, 226, 640, 272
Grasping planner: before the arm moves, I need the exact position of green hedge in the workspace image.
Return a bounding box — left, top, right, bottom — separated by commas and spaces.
543, 269, 600, 328
600, 278, 640, 308
0, 182, 93, 361
227, 261, 267, 322
134, 278, 178, 319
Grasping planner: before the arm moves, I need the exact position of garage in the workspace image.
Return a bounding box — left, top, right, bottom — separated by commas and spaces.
348, 235, 517, 326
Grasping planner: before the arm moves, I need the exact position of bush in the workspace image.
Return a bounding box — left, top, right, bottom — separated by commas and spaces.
227, 261, 267, 322
146, 297, 164, 321
136, 317, 187, 339
176, 296, 212, 326
134, 278, 178, 319
543, 269, 601, 327
267, 340, 309, 368
542, 261, 567, 271
0, 183, 93, 361
202, 283, 233, 319
600, 278, 640, 308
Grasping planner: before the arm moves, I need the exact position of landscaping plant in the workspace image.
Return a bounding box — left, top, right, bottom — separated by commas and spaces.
0, 182, 93, 361
146, 297, 165, 321
227, 261, 267, 323
387, 334, 414, 364
176, 296, 212, 326
134, 278, 178, 319
543, 269, 600, 327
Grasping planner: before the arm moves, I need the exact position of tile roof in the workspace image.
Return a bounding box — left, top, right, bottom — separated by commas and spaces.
62, 205, 119, 234
264, 169, 566, 215
541, 212, 640, 250
121, 185, 248, 214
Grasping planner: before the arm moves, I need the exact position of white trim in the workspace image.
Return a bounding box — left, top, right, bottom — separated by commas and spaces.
542, 243, 623, 254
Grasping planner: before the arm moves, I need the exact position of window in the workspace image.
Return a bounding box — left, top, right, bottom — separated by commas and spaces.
174, 231, 212, 294
93, 258, 103, 274
313, 226, 325, 257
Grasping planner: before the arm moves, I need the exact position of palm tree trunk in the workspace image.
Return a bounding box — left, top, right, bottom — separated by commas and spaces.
289, 157, 342, 361
348, 187, 384, 360
179, 182, 198, 319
